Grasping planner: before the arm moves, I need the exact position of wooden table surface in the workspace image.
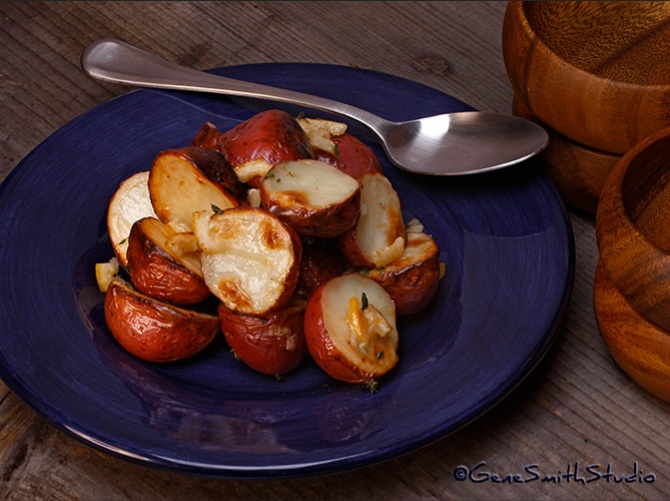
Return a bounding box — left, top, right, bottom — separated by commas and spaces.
1, 2, 669, 500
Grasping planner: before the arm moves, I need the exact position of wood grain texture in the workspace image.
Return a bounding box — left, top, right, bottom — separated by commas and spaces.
512, 94, 619, 215
594, 261, 670, 403
2, 2, 670, 500
502, 1, 670, 154
596, 128, 670, 333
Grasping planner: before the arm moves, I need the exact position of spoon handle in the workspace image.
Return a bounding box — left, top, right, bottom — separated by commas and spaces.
82, 39, 388, 134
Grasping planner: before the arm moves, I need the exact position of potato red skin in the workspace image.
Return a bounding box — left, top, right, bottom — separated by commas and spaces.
126, 218, 211, 306
314, 133, 383, 180
179, 146, 247, 202
365, 253, 440, 316
295, 238, 346, 299
104, 280, 219, 363
191, 122, 223, 151
261, 183, 360, 238
218, 301, 307, 375
304, 283, 379, 384
336, 226, 371, 268
194, 110, 313, 187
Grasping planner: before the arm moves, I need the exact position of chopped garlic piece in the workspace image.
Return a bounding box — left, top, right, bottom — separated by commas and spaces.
298, 117, 347, 155
406, 218, 424, 233
247, 188, 261, 208
235, 159, 273, 183
347, 294, 392, 355
95, 257, 120, 293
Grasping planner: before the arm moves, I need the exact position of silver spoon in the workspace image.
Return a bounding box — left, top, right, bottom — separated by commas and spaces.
81, 39, 548, 176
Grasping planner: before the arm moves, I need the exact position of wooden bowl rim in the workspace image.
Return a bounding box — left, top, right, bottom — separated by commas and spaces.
506, 1, 670, 92
596, 126, 670, 330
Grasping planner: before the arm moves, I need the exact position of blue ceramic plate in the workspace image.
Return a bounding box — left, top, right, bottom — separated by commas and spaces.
0, 63, 574, 479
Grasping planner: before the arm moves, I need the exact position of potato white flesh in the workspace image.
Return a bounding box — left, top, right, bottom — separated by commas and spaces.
107, 171, 157, 267
263, 160, 359, 207
364, 231, 441, 316
139, 218, 202, 276
356, 172, 406, 267
322, 274, 398, 375
261, 159, 360, 237
149, 150, 238, 232
164, 231, 202, 274
193, 208, 301, 315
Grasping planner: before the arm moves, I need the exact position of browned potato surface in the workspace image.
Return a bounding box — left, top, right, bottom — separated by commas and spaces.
126, 217, 211, 305
260, 159, 360, 238
193, 207, 302, 315
364, 231, 440, 316
149, 147, 241, 232
337, 172, 406, 268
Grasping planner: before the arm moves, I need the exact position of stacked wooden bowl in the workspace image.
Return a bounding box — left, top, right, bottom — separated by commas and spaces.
595, 127, 670, 402
502, 1, 670, 214
504, 1, 670, 402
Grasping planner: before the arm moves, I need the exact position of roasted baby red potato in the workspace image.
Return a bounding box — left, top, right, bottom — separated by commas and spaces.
195, 110, 313, 187
125, 217, 211, 305
338, 171, 406, 268
364, 231, 441, 316
107, 171, 157, 268
104, 278, 219, 363
314, 133, 384, 180
304, 273, 399, 383
295, 237, 346, 300
191, 121, 224, 151
260, 159, 360, 238
192, 207, 302, 315
149, 146, 242, 232
218, 298, 308, 375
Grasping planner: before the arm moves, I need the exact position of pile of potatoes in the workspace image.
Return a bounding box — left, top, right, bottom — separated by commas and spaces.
96, 109, 442, 384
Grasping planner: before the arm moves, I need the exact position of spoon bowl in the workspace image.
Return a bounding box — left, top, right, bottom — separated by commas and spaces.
81, 39, 548, 176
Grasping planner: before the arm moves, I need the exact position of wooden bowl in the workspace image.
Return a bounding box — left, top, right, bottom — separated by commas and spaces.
594, 261, 670, 403
503, 1, 670, 155
512, 95, 619, 215
596, 126, 670, 332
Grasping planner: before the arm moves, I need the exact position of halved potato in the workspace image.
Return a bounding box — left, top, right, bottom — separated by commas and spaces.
104, 278, 219, 363
107, 171, 157, 267
304, 273, 399, 383
218, 298, 308, 375
192, 207, 302, 315
260, 159, 360, 238
211, 110, 313, 186
338, 172, 406, 268
126, 217, 211, 305
313, 133, 384, 180
148, 147, 241, 232
364, 231, 440, 316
